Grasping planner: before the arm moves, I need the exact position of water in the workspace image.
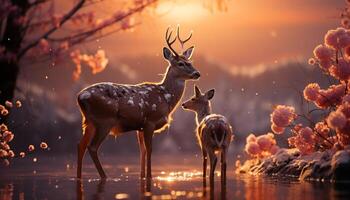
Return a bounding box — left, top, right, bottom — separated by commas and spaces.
1, 155, 350, 200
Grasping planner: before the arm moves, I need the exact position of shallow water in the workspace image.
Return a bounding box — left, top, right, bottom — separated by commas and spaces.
1, 155, 350, 200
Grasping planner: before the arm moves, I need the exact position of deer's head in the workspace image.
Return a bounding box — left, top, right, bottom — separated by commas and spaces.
182, 85, 215, 113
163, 26, 200, 80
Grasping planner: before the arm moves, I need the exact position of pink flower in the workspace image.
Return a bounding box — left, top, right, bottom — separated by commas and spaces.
313, 44, 333, 60
325, 28, 350, 49
319, 59, 332, 70
269, 145, 279, 155
28, 145, 35, 152
271, 124, 285, 134
338, 102, 350, 118
245, 142, 261, 156
2, 131, 14, 142
299, 127, 315, 144
246, 133, 256, 143
308, 58, 316, 65
256, 134, 274, 151
329, 58, 350, 80
327, 110, 347, 129
315, 84, 346, 108
314, 122, 330, 137
270, 105, 297, 127
343, 94, 350, 104
303, 83, 320, 101
40, 142, 48, 149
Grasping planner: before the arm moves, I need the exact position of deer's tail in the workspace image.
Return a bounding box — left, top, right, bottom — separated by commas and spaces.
211, 122, 227, 148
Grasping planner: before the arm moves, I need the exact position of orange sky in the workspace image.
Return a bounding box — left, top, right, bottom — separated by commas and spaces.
82, 0, 344, 67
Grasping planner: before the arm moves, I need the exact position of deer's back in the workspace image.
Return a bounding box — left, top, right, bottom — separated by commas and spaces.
197, 114, 233, 150
77, 82, 173, 132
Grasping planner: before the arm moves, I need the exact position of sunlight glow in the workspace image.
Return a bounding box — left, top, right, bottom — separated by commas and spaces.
156, 2, 207, 22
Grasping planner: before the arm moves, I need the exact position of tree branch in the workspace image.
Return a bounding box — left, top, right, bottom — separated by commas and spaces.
18, 0, 86, 59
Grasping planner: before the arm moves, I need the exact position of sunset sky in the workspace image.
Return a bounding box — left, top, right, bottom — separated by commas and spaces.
86, 0, 345, 69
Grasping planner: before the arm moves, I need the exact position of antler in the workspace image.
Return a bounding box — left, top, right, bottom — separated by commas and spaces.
177, 25, 192, 49
165, 27, 179, 57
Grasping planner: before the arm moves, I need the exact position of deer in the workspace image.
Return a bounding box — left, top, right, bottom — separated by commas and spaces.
76, 26, 200, 180
181, 85, 233, 195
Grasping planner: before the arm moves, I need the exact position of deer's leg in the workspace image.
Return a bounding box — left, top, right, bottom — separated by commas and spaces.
77, 121, 96, 179
143, 125, 154, 179
221, 148, 227, 200
137, 131, 146, 179
208, 150, 217, 198
88, 126, 109, 179
202, 148, 208, 188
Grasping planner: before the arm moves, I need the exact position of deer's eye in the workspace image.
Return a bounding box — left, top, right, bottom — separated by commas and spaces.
178, 62, 185, 67
191, 98, 195, 101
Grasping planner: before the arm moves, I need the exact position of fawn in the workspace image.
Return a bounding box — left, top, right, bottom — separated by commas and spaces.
182, 85, 233, 191
76, 26, 200, 179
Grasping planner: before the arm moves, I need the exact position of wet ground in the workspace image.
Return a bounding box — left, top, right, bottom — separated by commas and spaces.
1, 154, 350, 200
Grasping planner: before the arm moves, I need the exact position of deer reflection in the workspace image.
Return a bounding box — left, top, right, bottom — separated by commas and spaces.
76, 179, 106, 200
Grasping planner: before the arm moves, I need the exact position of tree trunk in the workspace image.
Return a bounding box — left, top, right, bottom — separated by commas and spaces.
0, 0, 30, 124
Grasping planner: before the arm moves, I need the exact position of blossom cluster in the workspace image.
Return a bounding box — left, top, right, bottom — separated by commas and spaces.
244, 133, 279, 158
254, 23, 350, 156
70, 49, 109, 80
0, 100, 21, 166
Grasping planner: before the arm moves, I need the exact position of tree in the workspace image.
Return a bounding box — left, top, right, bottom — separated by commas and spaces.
0, 0, 159, 124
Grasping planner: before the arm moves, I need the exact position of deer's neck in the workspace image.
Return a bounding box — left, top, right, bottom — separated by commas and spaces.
195, 105, 212, 126
160, 66, 186, 111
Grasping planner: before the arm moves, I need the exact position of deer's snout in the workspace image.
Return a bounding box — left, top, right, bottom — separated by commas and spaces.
191, 71, 201, 79
182, 103, 187, 109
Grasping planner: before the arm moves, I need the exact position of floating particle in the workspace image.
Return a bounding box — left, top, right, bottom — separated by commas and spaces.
33, 157, 37, 162
40, 142, 48, 149
28, 145, 35, 152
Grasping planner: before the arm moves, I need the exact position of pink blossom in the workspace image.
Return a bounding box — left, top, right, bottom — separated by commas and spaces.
325, 28, 350, 49
303, 83, 320, 101
329, 58, 350, 80
271, 124, 284, 134
246, 133, 256, 143
2, 131, 14, 142
40, 142, 48, 149
19, 152, 25, 158
314, 122, 330, 137
315, 84, 346, 108
4, 101, 12, 108
28, 145, 35, 152
327, 110, 347, 129
256, 135, 274, 151
15, 100, 21, 108
308, 58, 316, 65
270, 105, 296, 127
319, 59, 332, 70
299, 127, 315, 144
343, 94, 350, 104
245, 142, 261, 156
313, 44, 333, 60
269, 145, 279, 155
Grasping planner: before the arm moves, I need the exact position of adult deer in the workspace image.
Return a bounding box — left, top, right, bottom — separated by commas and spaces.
76, 26, 200, 179
182, 85, 233, 195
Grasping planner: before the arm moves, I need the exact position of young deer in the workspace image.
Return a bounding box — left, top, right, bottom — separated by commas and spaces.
182, 86, 233, 192
77, 26, 200, 179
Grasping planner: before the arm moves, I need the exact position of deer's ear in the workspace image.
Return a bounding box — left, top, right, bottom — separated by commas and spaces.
183, 46, 194, 60
194, 85, 201, 97
205, 89, 215, 100
163, 47, 172, 61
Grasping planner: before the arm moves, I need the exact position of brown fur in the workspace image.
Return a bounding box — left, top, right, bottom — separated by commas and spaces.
182, 85, 233, 196
76, 27, 200, 180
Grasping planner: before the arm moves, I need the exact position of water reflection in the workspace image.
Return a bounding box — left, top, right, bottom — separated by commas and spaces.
1, 160, 350, 200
